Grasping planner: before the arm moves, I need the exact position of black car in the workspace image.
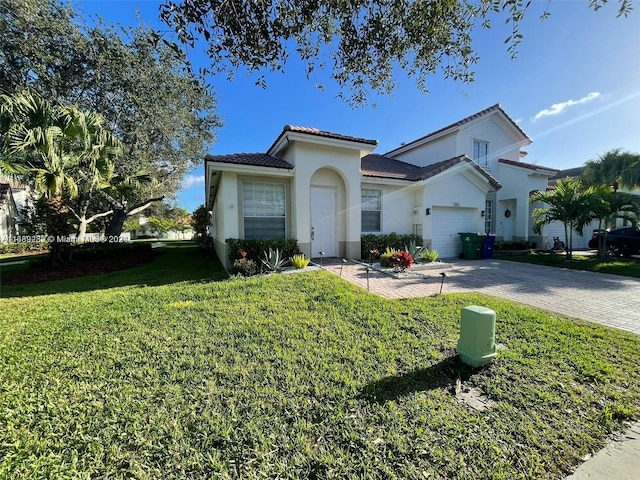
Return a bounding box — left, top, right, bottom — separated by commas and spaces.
588, 227, 640, 257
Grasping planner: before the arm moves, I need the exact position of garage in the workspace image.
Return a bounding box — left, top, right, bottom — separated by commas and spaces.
431, 206, 476, 258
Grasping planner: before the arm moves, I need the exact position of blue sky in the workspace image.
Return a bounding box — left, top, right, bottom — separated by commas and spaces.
80, 1, 640, 212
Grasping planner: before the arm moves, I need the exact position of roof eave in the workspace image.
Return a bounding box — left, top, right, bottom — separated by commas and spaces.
269, 129, 378, 156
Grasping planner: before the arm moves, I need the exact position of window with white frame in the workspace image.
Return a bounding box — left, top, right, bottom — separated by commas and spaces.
361, 189, 381, 232
484, 200, 493, 233
242, 180, 286, 239
473, 140, 489, 166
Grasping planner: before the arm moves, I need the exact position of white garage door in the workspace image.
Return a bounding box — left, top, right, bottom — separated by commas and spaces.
431, 207, 476, 258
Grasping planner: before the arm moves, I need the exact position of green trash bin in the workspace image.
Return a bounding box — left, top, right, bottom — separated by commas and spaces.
457, 306, 497, 367
458, 232, 486, 260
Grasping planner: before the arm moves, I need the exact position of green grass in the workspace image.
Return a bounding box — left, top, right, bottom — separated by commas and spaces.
1, 242, 227, 298
1, 245, 639, 479
494, 252, 640, 278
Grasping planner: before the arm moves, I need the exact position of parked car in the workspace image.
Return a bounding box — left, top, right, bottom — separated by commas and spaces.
588, 227, 640, 257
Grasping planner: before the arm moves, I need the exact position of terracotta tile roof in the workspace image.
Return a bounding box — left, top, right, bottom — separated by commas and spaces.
499, 158, 560, 173
204, 153, 293, 169
361, 154, 501, 190
418, 156, 502, 190
360, 154, 422, 180
549, 166, 585, 179
547, 166, 585, 189
385, 104, 531, 156
282, 125, 378, 146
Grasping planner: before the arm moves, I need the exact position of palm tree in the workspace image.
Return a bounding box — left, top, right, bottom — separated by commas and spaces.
530, 178, 597, 260
582, 149, 640, 192
0, 90, 120, 263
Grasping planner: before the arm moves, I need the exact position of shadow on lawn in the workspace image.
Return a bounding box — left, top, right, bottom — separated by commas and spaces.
0, 242, 228, 299
359, 354, 477, 404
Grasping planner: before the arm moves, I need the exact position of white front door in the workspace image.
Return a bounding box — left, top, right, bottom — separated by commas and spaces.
311, 186, 337, 257
502, 210, 514, 241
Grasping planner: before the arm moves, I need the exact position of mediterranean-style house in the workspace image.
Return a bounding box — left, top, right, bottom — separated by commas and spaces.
205, 104, 560, 265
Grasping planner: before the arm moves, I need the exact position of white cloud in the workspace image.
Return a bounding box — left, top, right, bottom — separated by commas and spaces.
532, 92, 601, 121
182, 174, 205, 189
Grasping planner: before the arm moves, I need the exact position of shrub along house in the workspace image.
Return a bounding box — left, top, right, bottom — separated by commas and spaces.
205, 104, 559, 267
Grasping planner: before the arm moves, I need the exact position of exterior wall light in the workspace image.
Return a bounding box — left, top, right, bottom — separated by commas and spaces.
481, 210, 485, 217
425, 208, 431, 215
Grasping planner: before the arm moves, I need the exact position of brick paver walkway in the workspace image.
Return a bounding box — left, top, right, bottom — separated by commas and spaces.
322, 258, 640, 335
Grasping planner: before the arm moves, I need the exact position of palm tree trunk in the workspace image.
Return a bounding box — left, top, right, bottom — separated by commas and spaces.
45, 196, 72, 265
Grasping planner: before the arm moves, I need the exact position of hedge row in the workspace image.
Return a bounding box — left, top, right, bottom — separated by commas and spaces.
361, 233, 423, 260
225, 238, 299, 264
0, 242, 48, 255
494, 240, 537, 251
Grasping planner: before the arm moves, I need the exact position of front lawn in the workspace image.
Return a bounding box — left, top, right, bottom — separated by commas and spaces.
0, 246, 639, 479
1, 241, 227, 298
494, 251, 640, 278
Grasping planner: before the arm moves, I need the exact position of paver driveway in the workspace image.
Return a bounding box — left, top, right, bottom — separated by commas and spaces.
323, 258, 640, 335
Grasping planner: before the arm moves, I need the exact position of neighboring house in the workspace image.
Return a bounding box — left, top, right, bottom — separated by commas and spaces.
0, 183, 19, 242
544, 167, 636, 250
0, 176, 32, 234
204, 104, 560, 265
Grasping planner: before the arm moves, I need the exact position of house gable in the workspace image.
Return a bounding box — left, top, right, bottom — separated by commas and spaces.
267, 125, 377, 160
380, 105, 533, 179
385, 104, 531, 158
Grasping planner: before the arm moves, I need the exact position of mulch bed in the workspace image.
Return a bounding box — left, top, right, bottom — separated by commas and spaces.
2, 257, 153, 285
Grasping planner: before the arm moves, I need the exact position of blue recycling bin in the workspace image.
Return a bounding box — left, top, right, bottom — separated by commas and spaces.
482, 234, 496, 259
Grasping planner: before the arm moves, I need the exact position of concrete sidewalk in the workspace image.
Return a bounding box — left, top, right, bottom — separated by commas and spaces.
322, 257, 640, 479
565, 422, 640, 480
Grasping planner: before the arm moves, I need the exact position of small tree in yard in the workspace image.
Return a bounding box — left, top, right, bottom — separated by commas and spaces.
191, 205, 211, 243
530, 179, 598, 260
146, 217, 175, 237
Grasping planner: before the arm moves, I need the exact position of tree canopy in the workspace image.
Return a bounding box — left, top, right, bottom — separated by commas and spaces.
1, 0, 222, 199
159, 0, 633, 106
0, 90, 120, 262
581, 148, 640, 192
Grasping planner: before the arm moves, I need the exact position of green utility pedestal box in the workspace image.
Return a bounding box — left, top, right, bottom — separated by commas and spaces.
457, 306, 496, 367
458, 232, 486, 260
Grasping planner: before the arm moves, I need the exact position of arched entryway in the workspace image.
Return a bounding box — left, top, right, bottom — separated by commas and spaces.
310, 168, 347, 258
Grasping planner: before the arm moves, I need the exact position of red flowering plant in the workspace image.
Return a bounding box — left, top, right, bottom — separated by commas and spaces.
387, 251, 414, 272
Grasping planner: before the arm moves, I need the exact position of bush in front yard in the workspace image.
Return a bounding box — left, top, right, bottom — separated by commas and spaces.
494, 240, 537, 251
361, 233, 423, 260
230, 258, 258, 276
226, 238, 298, 264
0, 242, 48, 255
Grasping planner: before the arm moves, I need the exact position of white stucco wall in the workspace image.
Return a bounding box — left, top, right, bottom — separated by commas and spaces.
422, 167, 488, 244
392, 133, 457, 167
361, 182, 418, 236
497, 164, 551, 241
456, 118, 522, 172
391, 116, 525, 173
211, 172, 237, 264
284, 141, 363, 259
